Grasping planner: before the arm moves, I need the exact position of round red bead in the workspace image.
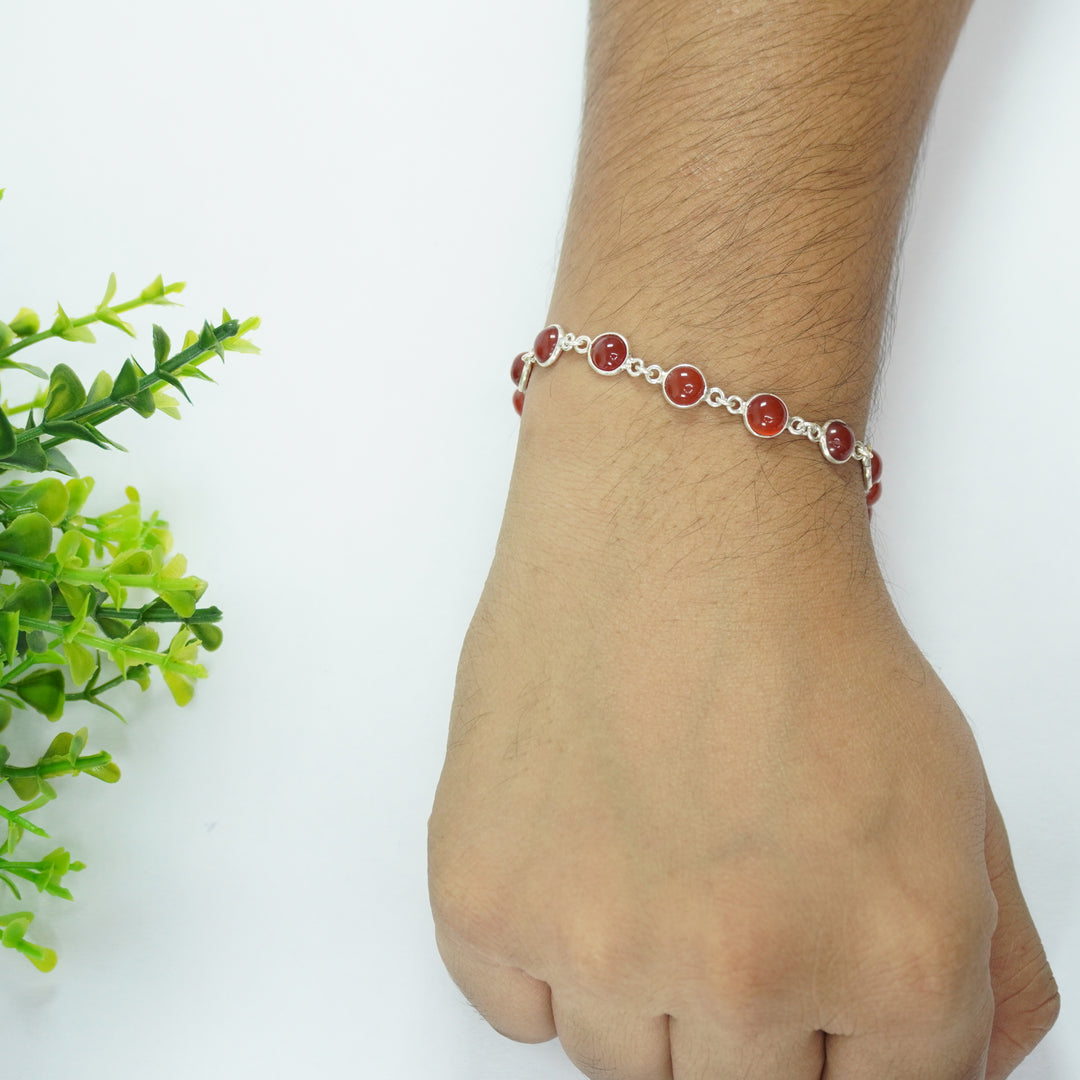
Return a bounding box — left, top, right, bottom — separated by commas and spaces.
662, 364, 706, 407
510, 352, 526, 385
589, 333, 629, 374
866, 481, 882, 506
822, 420, 855, 464
512, 389, 525, 416
533, 325, 560, 364
870, 451, 883, 484
744, 393, 788, 438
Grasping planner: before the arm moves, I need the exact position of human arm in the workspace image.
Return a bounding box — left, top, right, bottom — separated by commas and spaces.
428, 2, 1060, 1077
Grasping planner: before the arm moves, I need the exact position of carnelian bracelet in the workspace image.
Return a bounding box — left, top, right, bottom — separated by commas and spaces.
510, 325, 883, 512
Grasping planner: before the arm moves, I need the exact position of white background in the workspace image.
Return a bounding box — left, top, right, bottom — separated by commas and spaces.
0, 0, 1076, 1076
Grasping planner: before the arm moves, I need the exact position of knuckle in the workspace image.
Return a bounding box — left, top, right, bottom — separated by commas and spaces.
558, 911, 640, 993
876, 898, 995, 1015
428, 852, 510, 953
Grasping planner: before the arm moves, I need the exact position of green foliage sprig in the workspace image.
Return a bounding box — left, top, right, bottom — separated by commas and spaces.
0, 190, 258, 971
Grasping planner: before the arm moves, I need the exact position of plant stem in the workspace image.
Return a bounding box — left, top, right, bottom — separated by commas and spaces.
0, 285, 183, 362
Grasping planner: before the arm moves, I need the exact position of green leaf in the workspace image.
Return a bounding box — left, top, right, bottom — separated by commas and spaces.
110, 358, 139, 400
163, 669, 195, 706
43, 446, 80, 477
2, 580, 52, 621
84, 761, 120, 784
151, 367, 192, 404
59, 324, 95, 345
96, 308, 136, 337
0, 611, 18, 665
1, 439, 48, 473
98, 272, 118, 309
13, 669, 66, 721
50, 304, 71, 334
0, 408, 16, 460
197, 319, 226, 360
130, 388, 156, 418
43, 728, 86, 765
64, 477, 94, 518
86, 370, 113, 404
140, 274, 165, 301
152, 323, 171, 367
108, 549, 153, 575
0, 320, 13, 351
8, 308, 39, 338
191, 623, 223, 651
41, 420, 113, 451
43, 364, 87, 418
64, 641, 97, 684
24, 478, 68, 525
0, 512, 53, 559
0, 698, 11, 733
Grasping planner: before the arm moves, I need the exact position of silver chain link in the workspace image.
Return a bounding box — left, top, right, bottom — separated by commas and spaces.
521, 327, 877, 487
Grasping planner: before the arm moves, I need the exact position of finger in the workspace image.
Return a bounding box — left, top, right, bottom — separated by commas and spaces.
433, 922, 557, 1043
982, 781, 1062, 1080
550, 990, 673, 1080
669, 1015, 824, 1080
822, 989, 995, 1080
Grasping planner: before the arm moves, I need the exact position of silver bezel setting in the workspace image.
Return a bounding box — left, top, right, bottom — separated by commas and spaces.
820, 419, 855, 464
516, 354, 535, 393
743, 392, 788, 438
587, 331, 629, 376
662, 364, 706, 408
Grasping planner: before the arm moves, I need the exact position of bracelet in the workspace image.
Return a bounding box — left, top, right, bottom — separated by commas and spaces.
510, 324, 883, 514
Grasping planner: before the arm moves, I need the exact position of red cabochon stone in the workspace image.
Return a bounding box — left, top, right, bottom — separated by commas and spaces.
823, 420, 855, 463
866, 481, 882, 506
663, 364, 707, 407
870, 451, 883, 484
512, 390, 525, 416
510, 352, 526, 385
745, 393, 788, 437
533, 325, 560, 363
589, 333, 629, 373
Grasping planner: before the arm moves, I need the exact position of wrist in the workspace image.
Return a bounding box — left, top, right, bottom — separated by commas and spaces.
507, 339, 882, 592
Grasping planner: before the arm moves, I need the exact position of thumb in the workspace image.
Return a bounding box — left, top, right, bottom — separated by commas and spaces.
982, 777, 1060, 1080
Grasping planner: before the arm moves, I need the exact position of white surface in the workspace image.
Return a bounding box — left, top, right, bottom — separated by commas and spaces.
0, 0, 1075, 1076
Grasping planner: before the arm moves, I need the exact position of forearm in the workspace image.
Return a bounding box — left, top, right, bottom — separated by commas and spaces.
515, 0, 972, 568
549, 0, 972, 415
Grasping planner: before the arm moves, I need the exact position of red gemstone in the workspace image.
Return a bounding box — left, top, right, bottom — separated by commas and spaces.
744, 393, 788, 438
510, 352, 526, 385
870, 451, 883, 484
662, 364, 706, 407
866, 481, 882, 506
512, 390, 525, 416
589, 332, 628, 374
822, 420, 855, 463
533, 325, 561, 364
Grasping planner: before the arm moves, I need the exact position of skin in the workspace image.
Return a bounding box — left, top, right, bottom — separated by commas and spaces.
428, 1, 1061, 1076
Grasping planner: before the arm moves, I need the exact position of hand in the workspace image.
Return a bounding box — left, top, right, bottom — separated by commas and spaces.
428, 370, 1059, 1078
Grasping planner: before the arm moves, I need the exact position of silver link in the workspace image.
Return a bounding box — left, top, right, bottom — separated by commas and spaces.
725, 395, 745, 415
559, 332, 576, 352
704, 388, 726, 407
643, 364, 665, 384
572, 335, 591, 353
787, 416, 807, 436
805, 422, 823, 443
626, 357, 645, 376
